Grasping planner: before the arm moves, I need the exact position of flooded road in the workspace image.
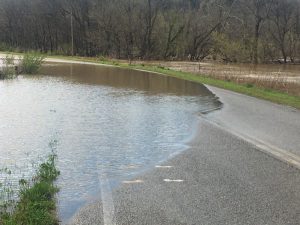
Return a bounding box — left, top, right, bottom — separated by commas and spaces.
0, 63, 221, 222
139, 61, 300, 95
155, 61, 300, 80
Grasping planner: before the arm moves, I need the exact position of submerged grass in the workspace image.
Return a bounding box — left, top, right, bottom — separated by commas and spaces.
0, 55, 17, 79
0, 154, 60, 225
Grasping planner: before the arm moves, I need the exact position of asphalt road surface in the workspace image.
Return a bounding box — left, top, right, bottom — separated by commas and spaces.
69, 86, 300, 225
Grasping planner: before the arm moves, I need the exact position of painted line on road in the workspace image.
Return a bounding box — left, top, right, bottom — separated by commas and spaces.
200, 115, 300, 170
164, 179, 184, 182
97, 167, 116, 225
122, 180, 144, 184
155, 165, 174, 168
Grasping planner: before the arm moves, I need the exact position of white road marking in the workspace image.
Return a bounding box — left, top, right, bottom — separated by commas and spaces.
121, 164, 140, 169
200, 115, 300, 170
164, 179, 184, 182
122, 180, 144, 184
98, 167, 116, 225
155, 165, 173, 168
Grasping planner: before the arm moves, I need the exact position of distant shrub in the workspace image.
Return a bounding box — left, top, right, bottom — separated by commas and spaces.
157, 65, 166, 70
98, 55, 107, 62
21, 52, 45, 74
246, 83, 254, 88
4, 54, 15, 65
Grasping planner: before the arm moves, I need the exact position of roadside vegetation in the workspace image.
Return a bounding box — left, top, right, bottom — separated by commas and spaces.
21, 53, 45, 75
0, 153, 60, 225
0, 53, 44, 79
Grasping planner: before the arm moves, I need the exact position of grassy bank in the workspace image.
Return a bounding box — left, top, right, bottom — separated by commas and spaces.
48, 55, 300, 110
1, 51, 300, 109
0, 154, 60, 225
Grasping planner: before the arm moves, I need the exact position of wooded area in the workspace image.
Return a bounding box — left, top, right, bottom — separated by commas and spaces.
0, 0, 299, 63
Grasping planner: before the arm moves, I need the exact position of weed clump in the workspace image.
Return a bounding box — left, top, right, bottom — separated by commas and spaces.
20, 53, 45, 74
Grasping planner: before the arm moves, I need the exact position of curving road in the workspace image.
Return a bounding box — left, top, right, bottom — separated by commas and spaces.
69, 85, 300, 225
2, 54, 299, 224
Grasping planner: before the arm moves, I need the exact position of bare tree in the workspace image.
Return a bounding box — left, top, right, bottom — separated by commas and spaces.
268, 0, 296, 63
0, 0, 299, 63
241, 0, 274, 64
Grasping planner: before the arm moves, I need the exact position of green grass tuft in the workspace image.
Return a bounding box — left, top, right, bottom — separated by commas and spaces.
0, 154, 60, 225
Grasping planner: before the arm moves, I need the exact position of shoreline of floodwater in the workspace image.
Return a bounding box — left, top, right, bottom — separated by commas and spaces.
2, 52, 298, 109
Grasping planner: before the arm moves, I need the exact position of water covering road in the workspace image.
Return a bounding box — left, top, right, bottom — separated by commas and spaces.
0, 63, 221, 222
70, 85, 300, 225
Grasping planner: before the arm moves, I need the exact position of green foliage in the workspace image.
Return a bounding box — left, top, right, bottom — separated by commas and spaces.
97, 55, 108, 62
21, 53, 45, 74
0, 168, 15, 215
0, 153, 60, 225
38, 155, 60, 183
112, 61, 120, 66
246, 83, 254, 88
4, 55, 15, 65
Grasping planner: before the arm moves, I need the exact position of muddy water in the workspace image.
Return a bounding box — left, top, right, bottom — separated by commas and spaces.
0, 63, 221, 222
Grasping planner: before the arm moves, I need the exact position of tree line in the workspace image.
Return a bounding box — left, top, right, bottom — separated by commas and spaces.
0, 0, 299, 63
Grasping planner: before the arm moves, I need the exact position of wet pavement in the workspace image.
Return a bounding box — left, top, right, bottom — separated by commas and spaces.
69, 86, 300, 225
0, 62, 221, 222
70, 120, 300, 225
205, 86, 300, 163
1, 56, 300, 224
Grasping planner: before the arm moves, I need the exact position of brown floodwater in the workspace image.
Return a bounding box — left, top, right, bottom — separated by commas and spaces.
0, 62, 221, 223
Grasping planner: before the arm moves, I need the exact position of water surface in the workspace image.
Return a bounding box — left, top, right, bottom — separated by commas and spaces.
0, 63, 221, 222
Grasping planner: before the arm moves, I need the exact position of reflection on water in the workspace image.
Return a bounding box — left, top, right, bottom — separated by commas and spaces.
0, 63, 221, 223
41, 63, 219, 95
